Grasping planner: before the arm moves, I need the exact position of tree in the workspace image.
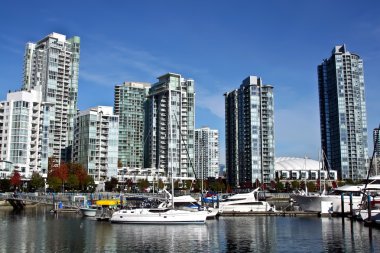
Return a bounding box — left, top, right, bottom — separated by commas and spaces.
55, 163, 69, 192
291, 180, 300, 190
29, 172, 45, 192
105, 177, 119, 192
285, 181, 291, 192
137, 178, 149, 192
157, 179, 164, 190
117, 159, 123, 168
85, 176, 96, 193
10, 170, 22, 190
48, 162, 68, 192
306, 181, 316, 192
174, 179, 180, 190
66, 174, 79, 190
47, 176, 61, 192
276, 181, 285, 192
0, 179, 11, 192
67, 163, 88, 191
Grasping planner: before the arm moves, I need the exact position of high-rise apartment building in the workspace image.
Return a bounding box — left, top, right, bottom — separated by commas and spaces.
114, 82, 151, 169
225, 76, 275, 188
72, 106, 119, 183
195, 127, 219, 179
0, 87, 51, 178
22, 32, 80, 163
144, 73, 195, 179
318, 45, 368, 180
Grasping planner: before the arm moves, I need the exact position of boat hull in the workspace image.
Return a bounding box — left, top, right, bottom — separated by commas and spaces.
219, 203, 272, 213
80, 208, 97, 217
358, 209, 380, 221
290, 194, 362, 213
110, 208, 207, 224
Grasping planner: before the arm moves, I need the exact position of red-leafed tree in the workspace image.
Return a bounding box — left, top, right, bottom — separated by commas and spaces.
51, 163, 68, 192
10, 170, 22, 190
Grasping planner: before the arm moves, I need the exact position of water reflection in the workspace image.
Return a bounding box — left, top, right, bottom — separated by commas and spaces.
1, 207, 380, 253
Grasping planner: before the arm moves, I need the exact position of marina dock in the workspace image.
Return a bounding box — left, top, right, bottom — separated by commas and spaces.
219, 211, 321, 217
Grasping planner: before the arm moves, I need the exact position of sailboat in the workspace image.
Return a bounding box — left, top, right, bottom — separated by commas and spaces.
111, 91, 208, 224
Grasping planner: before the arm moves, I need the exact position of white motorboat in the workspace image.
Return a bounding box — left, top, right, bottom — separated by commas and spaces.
80, 205, 97, 217
355, 175, 380, 221
218, 188, 275, 213
291, 176, 380, 214
290, 185, 363, 213
110, 208, 208, 224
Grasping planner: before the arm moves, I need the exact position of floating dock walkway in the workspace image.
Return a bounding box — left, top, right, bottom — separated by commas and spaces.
219, 211, 321, 217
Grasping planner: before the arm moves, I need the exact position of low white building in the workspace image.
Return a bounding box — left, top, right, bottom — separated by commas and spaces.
275, 157, 338, 181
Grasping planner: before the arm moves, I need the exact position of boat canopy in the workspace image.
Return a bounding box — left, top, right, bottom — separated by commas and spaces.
96, 199, 120, 206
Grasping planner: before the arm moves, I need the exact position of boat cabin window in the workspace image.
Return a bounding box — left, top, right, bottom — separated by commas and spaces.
148, 209, 170, 213
224, 198, 246, 202
230, 202, 263, 205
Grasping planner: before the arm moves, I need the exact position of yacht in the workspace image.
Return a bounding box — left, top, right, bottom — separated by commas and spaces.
355, 175, 380, 221
218, 188, 275, 213
291, 185, 363, 213
291, 176, 380, 214
110, 208, 208, 224
158, 193, 219, 218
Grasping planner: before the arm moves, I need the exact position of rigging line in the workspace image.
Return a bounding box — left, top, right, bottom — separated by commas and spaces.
173, 111, 198, 182
321, 149, 331, 181
361, 124, 380, 199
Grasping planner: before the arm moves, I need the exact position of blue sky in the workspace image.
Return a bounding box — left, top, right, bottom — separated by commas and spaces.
1, 1, 380, 164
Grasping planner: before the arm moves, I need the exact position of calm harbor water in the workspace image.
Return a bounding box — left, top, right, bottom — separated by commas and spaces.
0, 206, 379, 253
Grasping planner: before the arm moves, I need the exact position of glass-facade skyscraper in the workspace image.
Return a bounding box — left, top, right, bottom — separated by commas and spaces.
194, 127, 220, 179
225, 76, 275, 188
22, 32, 80, 164
114, 82, 151, 169
144, 73, 195, 179
318, 45, 368, 180
72, 106, 119, 183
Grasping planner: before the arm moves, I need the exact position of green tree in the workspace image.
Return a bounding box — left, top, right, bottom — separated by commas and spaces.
306, 181, 316, 192
276, 181, 285, 192
29, 172, 45, 192
85, 176, 96, 193
157, 179, 164, 190
137, 178, 149, 192
291, 180, 300, 190
66, 174, 79, 190
47, 176, 61, 192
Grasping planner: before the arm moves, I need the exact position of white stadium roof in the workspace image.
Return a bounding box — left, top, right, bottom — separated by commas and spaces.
275, 157, 321, 171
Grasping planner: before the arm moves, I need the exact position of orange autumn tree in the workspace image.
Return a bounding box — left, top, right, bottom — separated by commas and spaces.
48, 162, 68, 192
